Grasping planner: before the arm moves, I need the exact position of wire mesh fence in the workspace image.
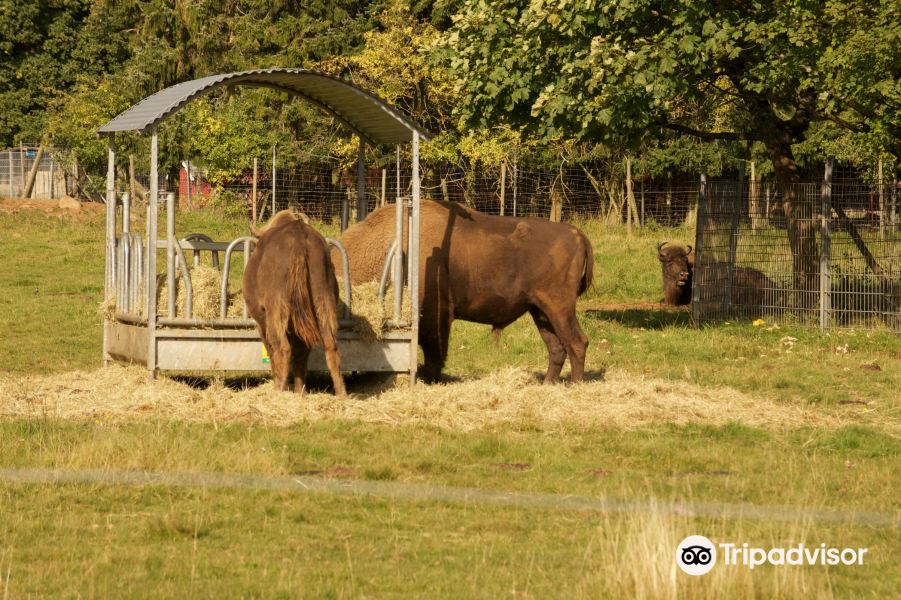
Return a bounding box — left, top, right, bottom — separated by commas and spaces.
124, 159, 703, 227
693, 175, 901, 332
0, 147, 70, 199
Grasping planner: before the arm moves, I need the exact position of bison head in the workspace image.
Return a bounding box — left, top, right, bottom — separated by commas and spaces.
658, 241, 693, 306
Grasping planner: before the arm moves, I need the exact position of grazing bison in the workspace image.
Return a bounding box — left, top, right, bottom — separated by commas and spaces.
657, 241, 778, 310
337, 200, 593, 383
244, 210, 346, 395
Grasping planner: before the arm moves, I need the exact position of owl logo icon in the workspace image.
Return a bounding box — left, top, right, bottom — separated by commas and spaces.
676, 535, 717, 575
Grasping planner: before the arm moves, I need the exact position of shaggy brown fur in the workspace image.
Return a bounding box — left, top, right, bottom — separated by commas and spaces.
244, 210, 345, 395
658, 242, 694, 306
336, 200, 594, 383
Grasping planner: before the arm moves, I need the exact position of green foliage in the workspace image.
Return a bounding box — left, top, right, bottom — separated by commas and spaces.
442, 0, 900, 174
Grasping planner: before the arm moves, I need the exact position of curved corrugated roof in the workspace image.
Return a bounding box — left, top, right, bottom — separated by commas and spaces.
98, 68, 431, 145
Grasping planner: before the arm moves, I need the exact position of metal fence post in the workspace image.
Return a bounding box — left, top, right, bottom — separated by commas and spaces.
271, 145, 277, 216
691, 173, 707, 326
819, 157, 833, 331
6, 150, 13, 198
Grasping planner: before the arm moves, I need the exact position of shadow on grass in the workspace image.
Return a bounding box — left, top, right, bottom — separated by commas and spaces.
584, 307, 691, 329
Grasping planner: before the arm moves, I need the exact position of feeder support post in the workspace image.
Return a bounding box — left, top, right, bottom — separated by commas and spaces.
146, 128, 159, 378
357, 138, 367, 222
409, 132, 421, 383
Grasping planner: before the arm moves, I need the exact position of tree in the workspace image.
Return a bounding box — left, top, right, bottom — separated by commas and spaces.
443, 0, 900, 303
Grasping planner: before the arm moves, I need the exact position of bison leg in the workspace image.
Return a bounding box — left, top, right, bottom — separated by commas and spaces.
418, 263, 453, 383
529, 308, 567, 383
542, 307, 589, 382
321, 336, 346, 396
266, 330, 293, 391
289, 339, 311, 394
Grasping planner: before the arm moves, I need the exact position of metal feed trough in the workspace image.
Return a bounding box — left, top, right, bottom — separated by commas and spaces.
98, 68, 429, 381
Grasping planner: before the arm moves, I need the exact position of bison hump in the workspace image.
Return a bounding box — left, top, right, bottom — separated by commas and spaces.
510, 221, 532, 241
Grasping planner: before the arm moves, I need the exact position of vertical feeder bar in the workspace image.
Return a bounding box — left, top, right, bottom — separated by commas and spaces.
243, 238, 251, 319
122, 192, 131, 312
146, 129, 159, 378
819, 158, 833, 331
102, 137, 116, 365
394, 146, 403, 322
166, 191, 176, 318
691, 173, 707, 326
357, 139, 366, 222
409, 132, 421, 382
185, 161, 192, 212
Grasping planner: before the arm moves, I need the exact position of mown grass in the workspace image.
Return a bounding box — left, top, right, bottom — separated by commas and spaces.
1, 201, 899, 597
0, 419, 898, 598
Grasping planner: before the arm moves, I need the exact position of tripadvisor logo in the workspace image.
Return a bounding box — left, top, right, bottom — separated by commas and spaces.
676, 535, 869, 575
676, 535, 717, 575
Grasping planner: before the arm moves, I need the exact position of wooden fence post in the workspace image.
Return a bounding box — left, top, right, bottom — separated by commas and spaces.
22, 144, 45, 200
550, 184, 562, 222
380, 168, 387, 208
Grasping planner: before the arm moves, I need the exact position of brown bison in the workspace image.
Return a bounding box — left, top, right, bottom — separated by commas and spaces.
657, 241, 778, 310
244, 210, 346, 395
657, 242, 693, 306
337, 200, 594, 383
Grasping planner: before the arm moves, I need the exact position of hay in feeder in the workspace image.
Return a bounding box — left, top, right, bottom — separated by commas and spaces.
338, 279, 412, 341
157, 264, 245, 320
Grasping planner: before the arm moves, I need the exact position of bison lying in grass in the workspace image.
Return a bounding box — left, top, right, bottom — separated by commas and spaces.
244, 210, 346, 395
658, 241, 778, 310
657, 242, 694, 306
337, 200, 594, 383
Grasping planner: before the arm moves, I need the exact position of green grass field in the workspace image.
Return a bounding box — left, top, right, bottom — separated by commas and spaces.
0, 200, 899, 598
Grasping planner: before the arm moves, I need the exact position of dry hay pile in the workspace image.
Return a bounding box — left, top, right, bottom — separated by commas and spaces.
157, 264, 244, 319
99, 265, 245, 320
0, 365, 879, 434
339, 279, 412, 340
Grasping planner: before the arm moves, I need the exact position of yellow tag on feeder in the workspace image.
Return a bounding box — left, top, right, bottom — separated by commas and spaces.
261, 344, 270, 364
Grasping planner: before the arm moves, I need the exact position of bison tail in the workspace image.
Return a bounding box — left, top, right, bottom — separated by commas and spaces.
289, 250, 325, 347
577, 233, 595, 297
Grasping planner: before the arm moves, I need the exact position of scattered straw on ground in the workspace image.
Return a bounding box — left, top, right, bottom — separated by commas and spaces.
1, 365, 887, 433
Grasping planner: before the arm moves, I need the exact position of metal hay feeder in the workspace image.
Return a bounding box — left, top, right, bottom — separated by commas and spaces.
98, 69, 429, 381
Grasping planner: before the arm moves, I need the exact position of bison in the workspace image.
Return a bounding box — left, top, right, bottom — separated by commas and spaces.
244, 210, 346, 395
657, 242, 693, 306
337, 200, 594, 383
657, 241, 778, 310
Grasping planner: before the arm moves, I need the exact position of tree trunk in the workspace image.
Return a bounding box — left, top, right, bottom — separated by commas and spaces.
766, 137, 818, 311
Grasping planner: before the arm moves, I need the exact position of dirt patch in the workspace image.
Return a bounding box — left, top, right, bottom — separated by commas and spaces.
0, 197, 104, 221
0, 365, 884, 433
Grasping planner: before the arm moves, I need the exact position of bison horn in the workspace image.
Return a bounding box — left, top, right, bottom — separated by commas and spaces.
686, 245, 692, 254
657, 241, 667, 251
